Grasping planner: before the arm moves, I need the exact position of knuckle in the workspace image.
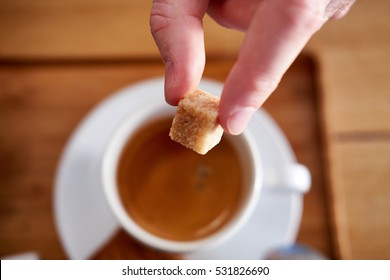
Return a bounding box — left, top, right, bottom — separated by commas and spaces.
255, 77, 279, 96
279, 0, 325, 33
150, 0, 175, 37
249, 78, 279, 106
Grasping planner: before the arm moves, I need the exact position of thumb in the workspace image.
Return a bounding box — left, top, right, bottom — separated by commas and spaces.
150, 0, 209, 105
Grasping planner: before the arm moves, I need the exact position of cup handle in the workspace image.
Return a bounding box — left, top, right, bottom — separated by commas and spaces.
263, 163, 311, 193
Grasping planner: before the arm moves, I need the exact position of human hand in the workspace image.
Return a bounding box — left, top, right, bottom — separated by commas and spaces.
150, 0, 355, 135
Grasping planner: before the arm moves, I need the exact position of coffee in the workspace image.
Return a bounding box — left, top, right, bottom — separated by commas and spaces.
117, 116, 244, 241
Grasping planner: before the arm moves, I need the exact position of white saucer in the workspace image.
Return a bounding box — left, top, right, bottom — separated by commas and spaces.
54, 77, 305, 260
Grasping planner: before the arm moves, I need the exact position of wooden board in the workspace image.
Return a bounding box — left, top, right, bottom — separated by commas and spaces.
0, 56, 334, 259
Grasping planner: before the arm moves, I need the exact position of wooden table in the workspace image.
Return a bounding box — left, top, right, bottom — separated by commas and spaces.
1, 0, 389, 260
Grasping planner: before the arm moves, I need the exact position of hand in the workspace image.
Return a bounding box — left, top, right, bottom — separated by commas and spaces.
150, 0, 355, 134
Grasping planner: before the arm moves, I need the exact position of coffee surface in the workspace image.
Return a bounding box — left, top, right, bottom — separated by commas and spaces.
117, 117, 243, 241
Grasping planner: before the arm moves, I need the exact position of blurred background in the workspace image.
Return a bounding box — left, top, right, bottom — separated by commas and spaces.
0, 0, 389, 259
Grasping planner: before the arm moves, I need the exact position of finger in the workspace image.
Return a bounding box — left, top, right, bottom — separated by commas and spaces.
150, 0, 209, 105
207, 0, 260, 31
219, 0, 327, 134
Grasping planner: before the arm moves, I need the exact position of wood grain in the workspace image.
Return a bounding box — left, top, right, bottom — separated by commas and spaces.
316, 48, 390, 133
327, 139, 390, 259
0, 0, 244, 60
340, 141, 390, 259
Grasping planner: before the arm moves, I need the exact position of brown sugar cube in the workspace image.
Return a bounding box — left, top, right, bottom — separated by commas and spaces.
169, 89, 224, 155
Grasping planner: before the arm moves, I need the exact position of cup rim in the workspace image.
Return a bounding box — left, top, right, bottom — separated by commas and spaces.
101, 102, 262, 253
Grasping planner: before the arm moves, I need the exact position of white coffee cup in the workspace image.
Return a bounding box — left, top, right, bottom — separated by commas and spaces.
101, 86, 310, 253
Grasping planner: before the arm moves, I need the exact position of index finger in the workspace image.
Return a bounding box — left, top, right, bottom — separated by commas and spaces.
219, 0, 327, 134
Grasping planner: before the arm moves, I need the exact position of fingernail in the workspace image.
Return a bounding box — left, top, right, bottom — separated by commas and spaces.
227, 107, 257, 135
